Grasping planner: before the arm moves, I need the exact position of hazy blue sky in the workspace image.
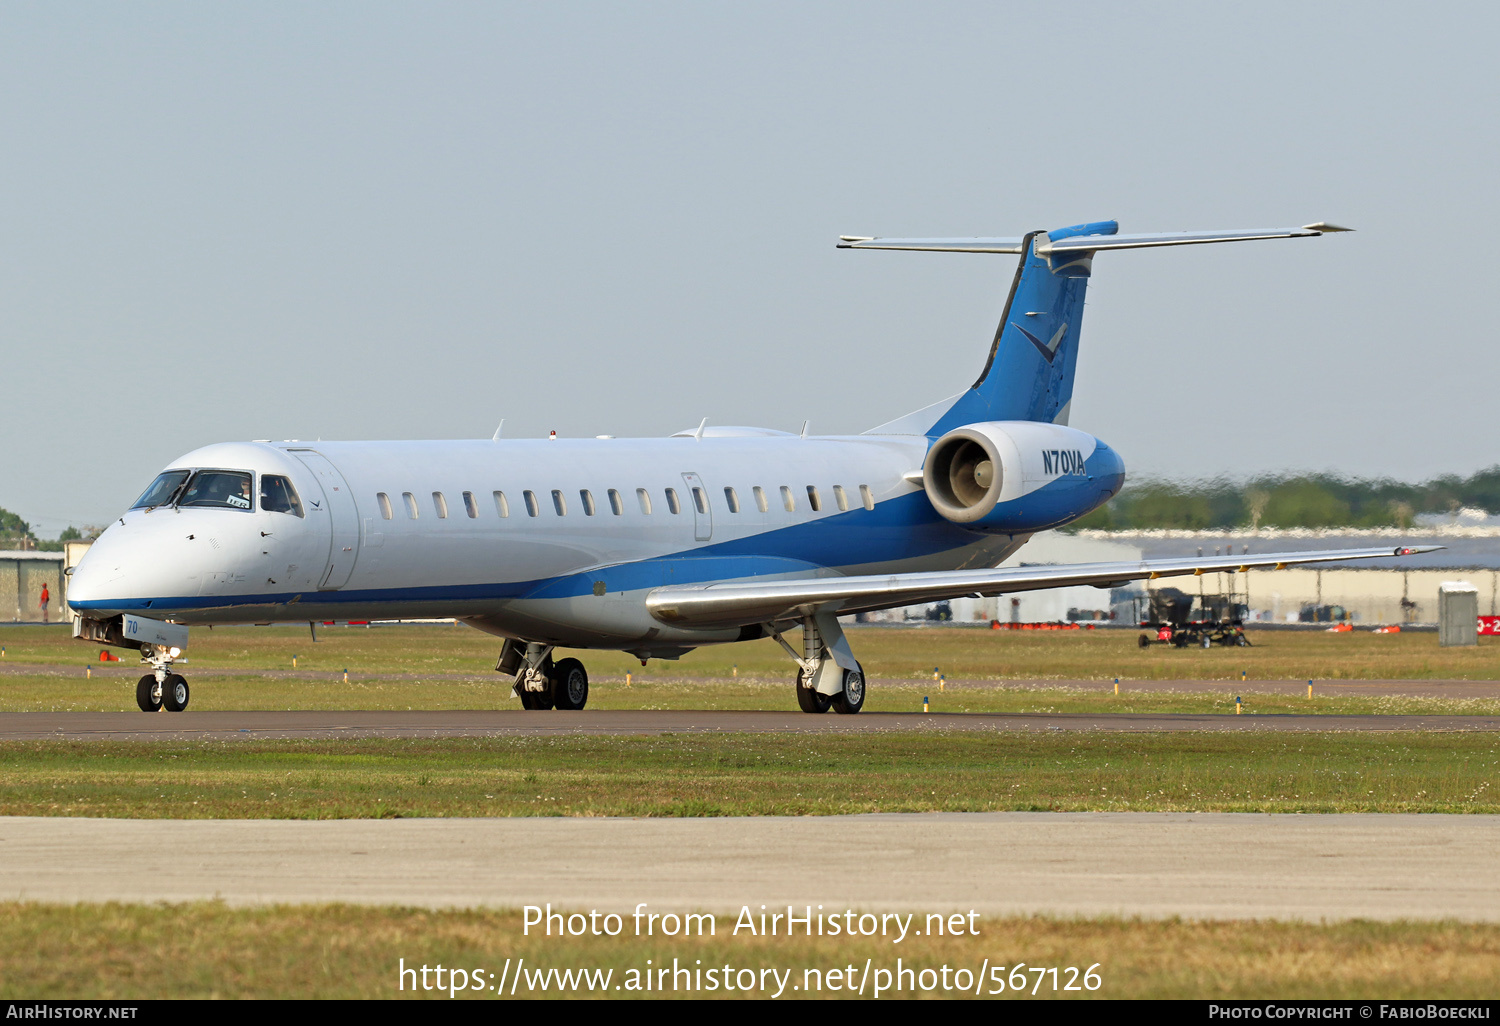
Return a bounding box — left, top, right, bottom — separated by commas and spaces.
3, 2, 1495, 535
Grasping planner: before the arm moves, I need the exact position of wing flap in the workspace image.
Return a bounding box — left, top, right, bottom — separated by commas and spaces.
645, 545, 1439, 630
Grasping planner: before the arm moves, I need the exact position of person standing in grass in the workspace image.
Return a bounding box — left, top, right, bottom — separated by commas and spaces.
37, 582, 49, 623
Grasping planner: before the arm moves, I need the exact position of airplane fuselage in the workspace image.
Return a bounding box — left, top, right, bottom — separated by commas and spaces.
68, 424, 1123, 657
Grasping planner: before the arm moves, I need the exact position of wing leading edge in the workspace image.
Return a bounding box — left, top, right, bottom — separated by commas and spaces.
645, 545, 1441, 630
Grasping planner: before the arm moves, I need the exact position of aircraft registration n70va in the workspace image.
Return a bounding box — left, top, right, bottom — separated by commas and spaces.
68, 219, 1436, 714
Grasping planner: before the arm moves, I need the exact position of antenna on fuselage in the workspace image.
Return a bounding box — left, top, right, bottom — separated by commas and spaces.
491, 419, 504, 441
800, 421, 809, 439
693, 418, 707, 441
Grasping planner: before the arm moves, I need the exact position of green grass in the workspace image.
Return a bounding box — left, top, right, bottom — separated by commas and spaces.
0, 732, 1494, 818
6, 621, 1500, 682
6, 623, 1500, 714
2, 903, 1497, 999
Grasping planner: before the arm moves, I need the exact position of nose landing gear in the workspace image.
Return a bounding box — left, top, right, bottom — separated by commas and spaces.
136, 643, 190, 712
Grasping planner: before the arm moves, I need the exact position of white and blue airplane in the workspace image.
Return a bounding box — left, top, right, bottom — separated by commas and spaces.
67, 219, 1434, 714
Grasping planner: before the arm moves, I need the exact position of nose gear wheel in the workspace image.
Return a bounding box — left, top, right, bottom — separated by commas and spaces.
163, 674, 190, 712
136, 674, 163, 713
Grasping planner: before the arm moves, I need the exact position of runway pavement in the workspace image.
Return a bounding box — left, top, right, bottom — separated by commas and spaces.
0, 709, 1496, 740
1, 812, 1496, 921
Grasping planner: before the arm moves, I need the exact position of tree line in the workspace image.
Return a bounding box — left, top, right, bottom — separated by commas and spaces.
1071, 467, 1500, 531
0, 507, 96, 551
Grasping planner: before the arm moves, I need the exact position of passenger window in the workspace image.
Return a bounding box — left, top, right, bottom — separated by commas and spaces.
692, 487, 708, 515
833, 485, 849, 512
580, 490, 596, 516
433, 492, 449, 519
806, 486, 822, 512
753, 486, 768, 513
376, 492, 393, 520
860, 484, 874, 511
636, 488, 652, 514
665, 488, 681, 514
552, 490, 567, 516
260, 475, 304, 517
178, 470, 253, 511
462, 491, 479, 518
403, 492, 419, 519
724, 487, 740, 513
780, 486, 795, 512
524, 491, 540, 517
494, 491, 509, 518
608, 489, 624, 515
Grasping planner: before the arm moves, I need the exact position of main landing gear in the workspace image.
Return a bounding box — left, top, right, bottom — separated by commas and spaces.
497, 640, 589, 711
136, 643, 190, 712
771, 612, 865, 715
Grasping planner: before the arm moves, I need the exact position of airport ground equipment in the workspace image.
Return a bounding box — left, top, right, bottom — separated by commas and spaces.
1136, 586, 1251, 649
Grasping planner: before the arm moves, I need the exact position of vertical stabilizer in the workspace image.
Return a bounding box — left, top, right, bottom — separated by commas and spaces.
844, 219, 1347, 436
927, 220, 1116, 434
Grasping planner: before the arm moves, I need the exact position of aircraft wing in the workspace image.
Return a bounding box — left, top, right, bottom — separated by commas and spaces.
645, 545, 1441, 630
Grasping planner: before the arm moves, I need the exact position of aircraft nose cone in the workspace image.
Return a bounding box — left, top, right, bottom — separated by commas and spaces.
65, 523, 146, 618
65, 544, 119, 614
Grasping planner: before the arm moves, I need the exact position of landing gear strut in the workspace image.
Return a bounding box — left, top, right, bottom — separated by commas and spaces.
136, 643, 189, 712
772, 612, 865, 715
497, 640, 589, 711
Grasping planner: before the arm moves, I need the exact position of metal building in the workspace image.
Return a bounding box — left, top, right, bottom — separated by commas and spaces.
0, 551, 65, 623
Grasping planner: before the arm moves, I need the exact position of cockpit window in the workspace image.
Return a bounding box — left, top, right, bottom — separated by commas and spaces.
131, 471, 191, 510
177, 470, 254, 511
260, 475, 304, 516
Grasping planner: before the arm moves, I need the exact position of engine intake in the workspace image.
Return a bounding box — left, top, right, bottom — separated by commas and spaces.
922, 427, 1007, 523
919, 421, 1123, 532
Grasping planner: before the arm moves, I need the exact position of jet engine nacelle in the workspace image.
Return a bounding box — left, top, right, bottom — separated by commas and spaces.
922, 421, 1125, 533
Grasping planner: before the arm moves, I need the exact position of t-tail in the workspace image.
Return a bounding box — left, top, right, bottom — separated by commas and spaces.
843, 220, 1353, 436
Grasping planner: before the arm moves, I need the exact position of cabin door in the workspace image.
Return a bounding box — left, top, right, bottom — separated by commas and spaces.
288, 449, 362, 590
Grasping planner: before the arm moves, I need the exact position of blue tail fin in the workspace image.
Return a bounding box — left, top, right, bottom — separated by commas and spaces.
927, 220, 1117, 435
849, 218, 1344, 437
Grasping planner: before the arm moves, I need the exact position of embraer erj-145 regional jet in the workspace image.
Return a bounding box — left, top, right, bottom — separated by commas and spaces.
68, 219, 1435, 714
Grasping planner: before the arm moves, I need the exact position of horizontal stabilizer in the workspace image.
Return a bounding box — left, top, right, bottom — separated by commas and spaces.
837, 223, 1352, 256
837, 236, 1025, 253
646, 544, 1437, 630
